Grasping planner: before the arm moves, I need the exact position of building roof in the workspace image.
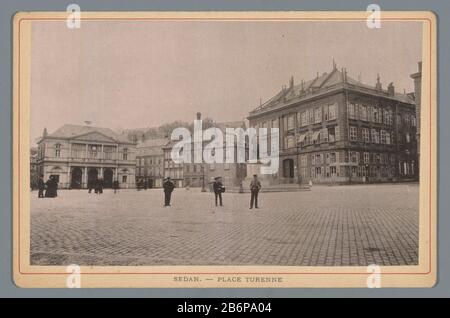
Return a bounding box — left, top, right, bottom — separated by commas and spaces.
44, 124, 133, 144
137, 138, 169, 149
249, 67, 415, 118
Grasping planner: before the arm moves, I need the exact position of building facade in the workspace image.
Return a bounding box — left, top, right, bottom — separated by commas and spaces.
163, 115, 248, 189
163, 140, 184, 188
410, 61, 422, 171
247, 65, 419, 184
36, 124, 136, 189
135, 138, 167, 188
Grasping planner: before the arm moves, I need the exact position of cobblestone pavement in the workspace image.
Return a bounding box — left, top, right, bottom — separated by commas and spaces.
30, 184, 419, 266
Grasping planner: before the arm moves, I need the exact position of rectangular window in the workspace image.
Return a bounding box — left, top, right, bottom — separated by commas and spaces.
348, 103, 356, 119
330, 152, 336, 164
287, 115, 295, 130
349, 126, 358, 142
362, 128, 370, 143
314, 107, 322, 124
371, 129, 380, 143
373, 107, 379, 123
380, 130, 387, 144
122, 175, 127, 183
327, 103, 338, 120
364, 152, 370, 164
328, 126, 337, 142
383, 109, 390, 125
386, 131, 391, 145
321, 128, 328, 143
350, 151, 358, 163
330, 166, 337, 175
309, 109, 314, 124
360, 105, 368, 121
301, 111, 308, 126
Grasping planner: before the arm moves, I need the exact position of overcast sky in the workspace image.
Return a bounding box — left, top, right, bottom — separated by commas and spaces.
30, 20, 422, 143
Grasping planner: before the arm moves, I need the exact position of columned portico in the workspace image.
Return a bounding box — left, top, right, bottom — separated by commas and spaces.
36, 124, 136, 189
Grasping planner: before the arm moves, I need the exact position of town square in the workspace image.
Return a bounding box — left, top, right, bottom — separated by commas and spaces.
31, 183, 418, 266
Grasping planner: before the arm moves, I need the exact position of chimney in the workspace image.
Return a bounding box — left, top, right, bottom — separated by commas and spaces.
387, 82, 395, 96
375, 74, 382, 91
43, 127, 48, 137
196, 112, 201, 120
289, 76, 294, 88
418, 61, 422, 72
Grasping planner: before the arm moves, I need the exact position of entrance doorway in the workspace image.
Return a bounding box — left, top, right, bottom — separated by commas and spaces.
87, 168, 98, 188
70, 167, 82, 189
282, 159, 294, 179
103, 168, 114, 188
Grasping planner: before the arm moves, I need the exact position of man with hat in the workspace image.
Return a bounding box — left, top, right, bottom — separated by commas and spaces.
163, 177, 175, 207
249, 174, 261, 209
212, 176, 224, 207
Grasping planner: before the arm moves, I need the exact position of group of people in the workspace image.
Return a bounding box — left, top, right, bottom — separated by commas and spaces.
37, 173, 263, 209
162, 174, 262, 209
37, 175, 58, 198
88, 178, 105, 194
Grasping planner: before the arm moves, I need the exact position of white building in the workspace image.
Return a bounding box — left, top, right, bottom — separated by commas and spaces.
36, 124, 136, 189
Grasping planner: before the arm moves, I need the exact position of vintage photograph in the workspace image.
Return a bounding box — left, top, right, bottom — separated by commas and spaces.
14, 11, 436, 288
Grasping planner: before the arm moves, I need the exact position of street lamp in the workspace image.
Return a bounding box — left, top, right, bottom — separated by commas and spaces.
201, 163, 206, 192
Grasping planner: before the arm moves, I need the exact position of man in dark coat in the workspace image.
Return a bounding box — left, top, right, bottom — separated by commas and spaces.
96, 178, 104, 194
112, 179, 119, 194
88, 179, 94, 193
212, 177, 224, 207
163, 177, 175, 207
249, 174, 261, 209
37, 174, 45, 198
45, 176, 57, 198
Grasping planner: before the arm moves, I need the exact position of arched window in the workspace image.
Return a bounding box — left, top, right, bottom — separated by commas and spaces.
55, 143, 61, 158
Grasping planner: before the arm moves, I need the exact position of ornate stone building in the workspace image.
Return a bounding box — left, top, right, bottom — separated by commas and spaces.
36, 124, 136, 189
247, 65, 419, 184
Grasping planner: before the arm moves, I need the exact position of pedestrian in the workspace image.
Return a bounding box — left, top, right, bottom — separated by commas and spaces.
88, 179, 93, 194
45, 176, 57, 198
112, 179, 119, 194
163, 177, 175, 207
213, 176, 224, 207
249, 174, 261, 209
96, 178, 104, 194
37, 174, 45, 198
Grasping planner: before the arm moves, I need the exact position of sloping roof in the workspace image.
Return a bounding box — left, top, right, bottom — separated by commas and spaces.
137, 138, 169, 149
250, 67, 414, 116
46, 124, 132, 143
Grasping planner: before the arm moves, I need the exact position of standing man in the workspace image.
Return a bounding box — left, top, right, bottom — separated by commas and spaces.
250, 174, 261, 209
37, 174, 45, 198
163, 177, 175, 207
112, 179, 119, 194
96, 178, 104, 194
213, 177, 224, 207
